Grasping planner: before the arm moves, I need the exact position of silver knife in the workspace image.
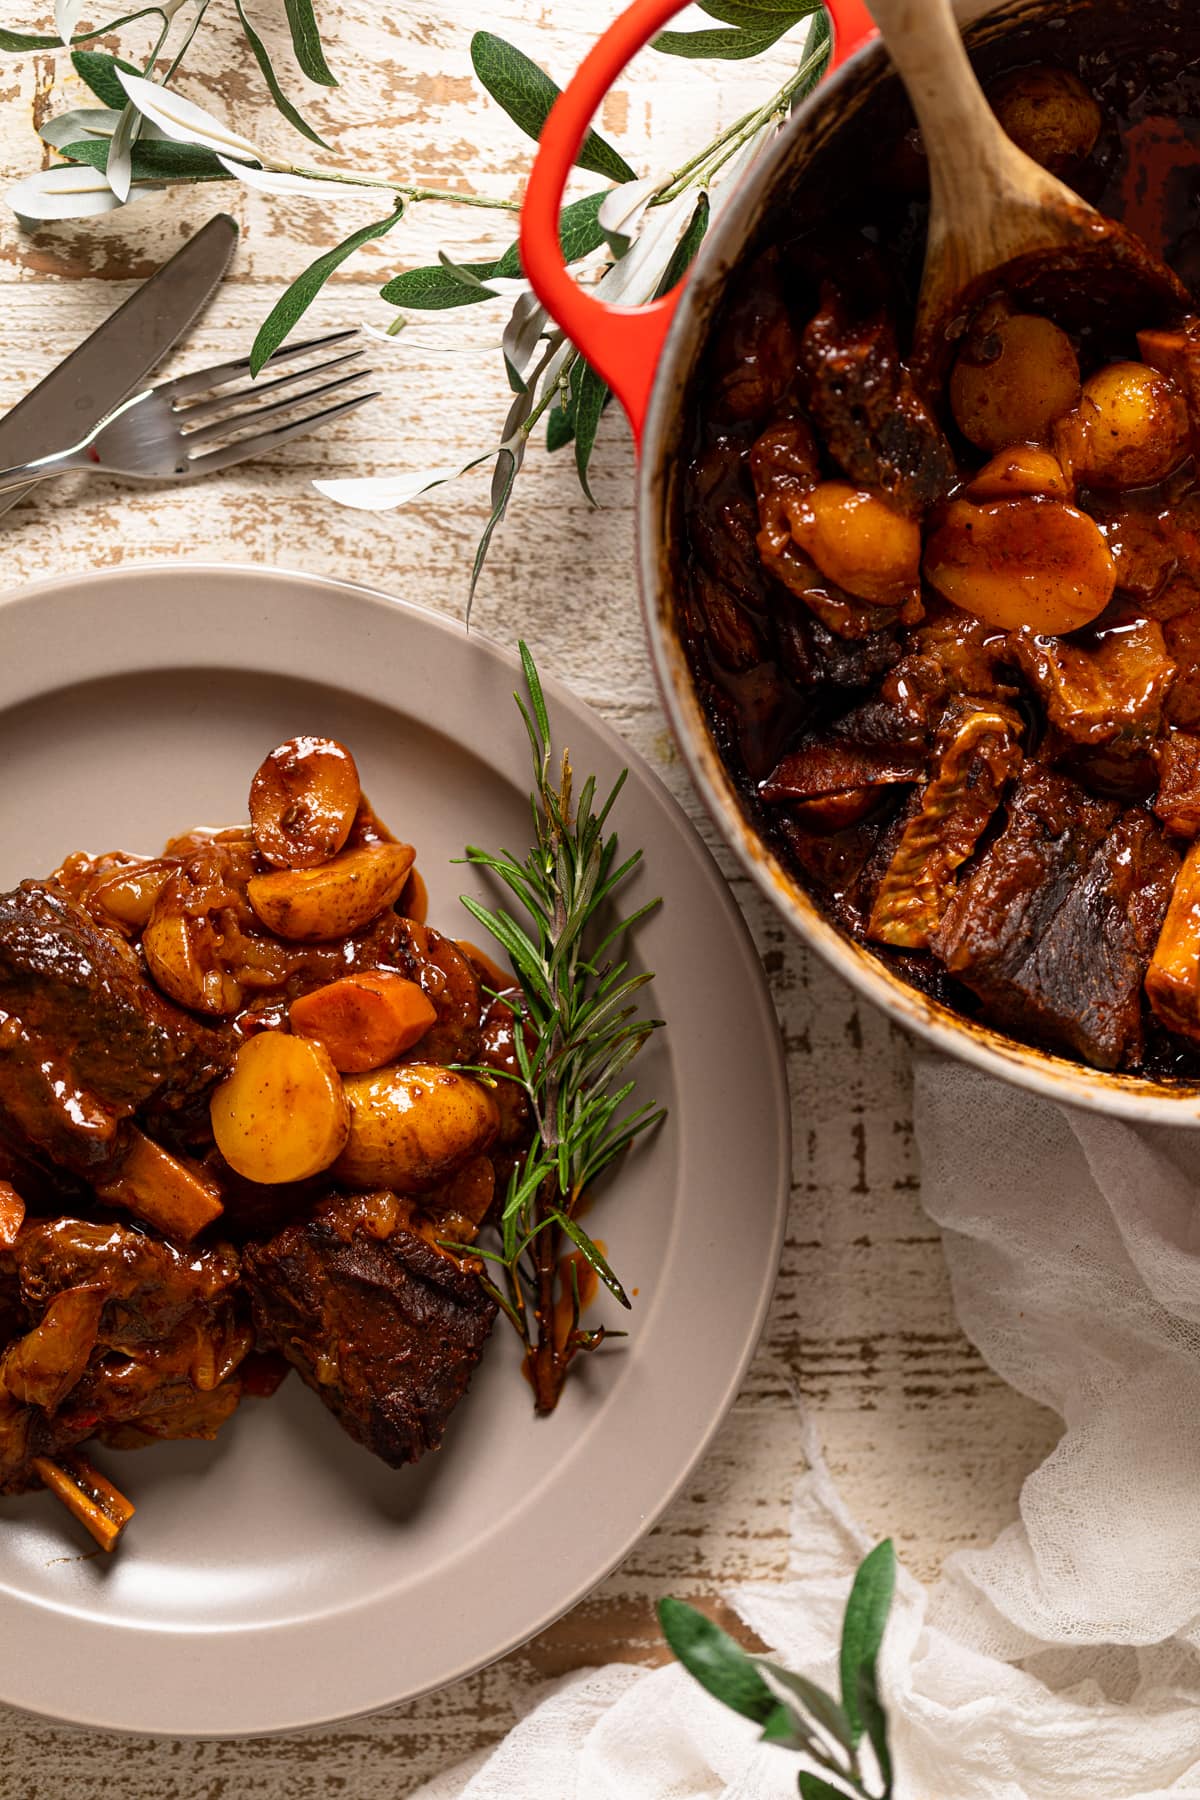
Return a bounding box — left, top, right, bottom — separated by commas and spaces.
0, 211, 238, 520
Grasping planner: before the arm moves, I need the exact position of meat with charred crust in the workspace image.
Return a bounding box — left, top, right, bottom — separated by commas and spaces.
243, 1193, 497, 1467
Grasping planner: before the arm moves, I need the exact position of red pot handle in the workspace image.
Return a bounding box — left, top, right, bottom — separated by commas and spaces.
519, 0, 878, 450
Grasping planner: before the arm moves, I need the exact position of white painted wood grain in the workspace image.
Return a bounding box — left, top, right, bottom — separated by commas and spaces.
0, 2, 1056, 1790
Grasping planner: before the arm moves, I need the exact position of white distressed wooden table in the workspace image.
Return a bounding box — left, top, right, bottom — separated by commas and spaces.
0, 5, 1057, 1791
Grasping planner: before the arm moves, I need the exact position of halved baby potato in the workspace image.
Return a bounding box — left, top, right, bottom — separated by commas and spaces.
247, 842, 415, 942
249, 736, 362, 869
1055, 362, 1191, 490
210, 1033, 350, 1184
786, 482, 921, 606
335, 1063, 500, 1194
950, 312, 1081, 452
923, 495, 1116, 634
966, 446, 1071, 502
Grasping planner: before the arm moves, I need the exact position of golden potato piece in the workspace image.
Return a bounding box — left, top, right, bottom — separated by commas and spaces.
988, 65, 1102, 172
142, 882, 242, 1016
1055, 362, 1191, 490
786, 482, 921, 607
950, 312, 1081, 452
335, 1062, 500, 1194
924, 496, 1116, 634
249, 736, 361, 869
247, 842, 415, 943
210, 1033, 350, 1184
966, 446, 1071, 502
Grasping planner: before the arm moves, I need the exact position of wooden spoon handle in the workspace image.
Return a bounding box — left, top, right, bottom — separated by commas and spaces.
862, 0, 1004, 177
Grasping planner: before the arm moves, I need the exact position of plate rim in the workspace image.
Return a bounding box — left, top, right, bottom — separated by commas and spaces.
0, 560, 791, 1737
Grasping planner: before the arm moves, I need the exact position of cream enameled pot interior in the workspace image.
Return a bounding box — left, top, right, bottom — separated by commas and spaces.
639, 0, 1200, 1124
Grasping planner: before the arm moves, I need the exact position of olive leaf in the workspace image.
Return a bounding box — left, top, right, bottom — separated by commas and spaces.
234, 0, 329, 148
657, 1600, 780, 1725
839, 1540, 896, 1748
61, 135, 228, 181
652, 23, 793, 59
117, 69, 261, 161
573, 361, 609, 502
490, 189, 608, 279
8, 161, 132, 218
0, 27, 62, 49
72, 48, 140, 106
757, 1662, 855, 1753
40, 107, 121, 148
379, 263, 498, 311
105, 99, 142, 201
55, 0, 88, 46
251, 206, 405, 374
470, 31, 635, 184
798, 1777, 859, 1800
283, 0, 336, 86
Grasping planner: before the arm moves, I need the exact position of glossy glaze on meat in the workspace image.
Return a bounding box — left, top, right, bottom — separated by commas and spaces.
679, 4, 1200, 1078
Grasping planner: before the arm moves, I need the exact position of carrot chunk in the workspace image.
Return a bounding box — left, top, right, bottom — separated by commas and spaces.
289, 971, 437, 1073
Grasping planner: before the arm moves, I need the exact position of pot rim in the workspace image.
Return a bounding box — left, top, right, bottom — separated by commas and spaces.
636, 0, 1200, 1125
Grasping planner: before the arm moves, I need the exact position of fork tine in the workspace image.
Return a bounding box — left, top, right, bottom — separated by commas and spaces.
185, 391, 380, 475
175, 349, 368, 423
180, 369, 374, 448
160, 328, 361, 402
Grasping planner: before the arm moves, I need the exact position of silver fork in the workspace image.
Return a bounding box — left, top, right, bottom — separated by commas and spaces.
0, 328, 378, 494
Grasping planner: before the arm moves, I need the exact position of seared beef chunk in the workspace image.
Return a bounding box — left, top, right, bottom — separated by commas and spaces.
0, 883, 230, 1178
244, 1193, 497, 1467
0, 1217, 248, 1491
798, 285, 957, 519
391, 921, 482, 1065
934, 772, 1178, 1069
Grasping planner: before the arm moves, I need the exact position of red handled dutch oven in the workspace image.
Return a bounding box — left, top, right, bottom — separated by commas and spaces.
518, 0, 1200, 1123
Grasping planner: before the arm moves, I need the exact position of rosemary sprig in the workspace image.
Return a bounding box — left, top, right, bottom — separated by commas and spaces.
459, 643, 665, 1413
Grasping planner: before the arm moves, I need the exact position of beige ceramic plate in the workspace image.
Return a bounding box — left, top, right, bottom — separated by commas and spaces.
0, 564, 789, 1737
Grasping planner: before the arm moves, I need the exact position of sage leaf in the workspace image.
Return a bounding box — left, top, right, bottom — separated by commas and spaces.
657, 1599, 778, 1724
797, 1777, 857, 1800
118, 70, 261, 161
757, 1662, 854, 1751
235, 0, 329, 148
283, 0, 336, 87
62, 136, 229, 181
573, 361, 609, 503
251, 205, 404, 374
72, 50, 140, 108
40, 107, 121, 148
652, 22, 791, 58
379, 262, 497, 310
470, 31, 635, 183
491, 189, 607, 279
839, 1540, 896, 1748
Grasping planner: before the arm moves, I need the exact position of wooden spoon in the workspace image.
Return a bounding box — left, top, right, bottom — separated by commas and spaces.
863, 0, 1191, 364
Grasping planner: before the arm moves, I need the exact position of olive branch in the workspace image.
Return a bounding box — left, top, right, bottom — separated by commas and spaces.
3, 2, 832, 601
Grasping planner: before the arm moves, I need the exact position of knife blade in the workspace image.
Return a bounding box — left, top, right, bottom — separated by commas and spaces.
0, 211, 238, 519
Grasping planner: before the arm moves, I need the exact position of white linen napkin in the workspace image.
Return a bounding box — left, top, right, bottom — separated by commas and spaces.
412, 1053, 1200, 1800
